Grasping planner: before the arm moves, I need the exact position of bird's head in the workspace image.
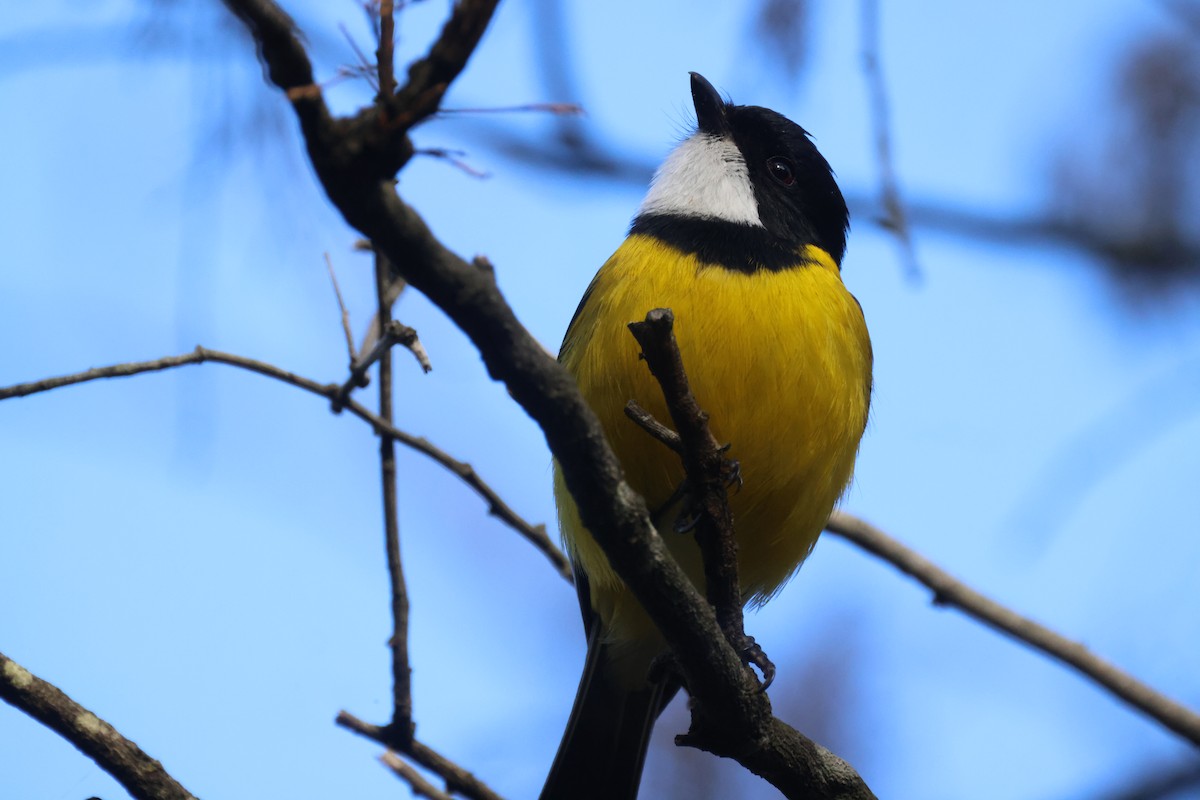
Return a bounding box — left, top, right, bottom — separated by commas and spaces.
636, 72, 849, 267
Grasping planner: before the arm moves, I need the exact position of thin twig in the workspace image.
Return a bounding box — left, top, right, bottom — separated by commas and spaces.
339, 22, 380, 92
0, 350, 570, 581
380, 752, 455, 800
374, 249, 415, 742
326, 253, 358, 363
338, 712, 506, 800
859, 0, 921, 282
437, 102, 583, 115
623, 399, 682, 453
825, 510, 1200, 748
415, 147, 491, 178
0, 650, 197, 800
332, 320, 431, 412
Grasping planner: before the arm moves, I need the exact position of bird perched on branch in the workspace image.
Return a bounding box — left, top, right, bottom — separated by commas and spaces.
543, 72, 872, 800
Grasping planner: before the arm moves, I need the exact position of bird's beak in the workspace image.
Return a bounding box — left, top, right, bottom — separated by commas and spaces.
690, 72, 729, 136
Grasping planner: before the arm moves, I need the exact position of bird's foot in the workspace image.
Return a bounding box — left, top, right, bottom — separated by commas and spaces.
727, 632, 775, 691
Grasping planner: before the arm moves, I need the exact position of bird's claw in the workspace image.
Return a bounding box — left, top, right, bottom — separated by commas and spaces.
729, 633, 775, 690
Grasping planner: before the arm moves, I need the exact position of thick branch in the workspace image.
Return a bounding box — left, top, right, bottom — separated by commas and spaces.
393, 0, 500, 126
825, 510, 1200, 747
0, 651, 196, 800
0, 349, 569, 580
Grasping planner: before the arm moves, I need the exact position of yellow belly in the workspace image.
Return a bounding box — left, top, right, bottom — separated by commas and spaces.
555, 234, 871, 652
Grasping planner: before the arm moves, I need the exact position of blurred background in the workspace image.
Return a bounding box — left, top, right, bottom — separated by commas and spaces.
2, 0, 1200, 798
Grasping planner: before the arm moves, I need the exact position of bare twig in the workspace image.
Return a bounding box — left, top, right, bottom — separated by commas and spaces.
333, 319, 431, 412
415, 147, 491, 178
325, 252, 358, 363
0, 650, 197, 800
623, 399, 682, 453
337, 712, 506, 800
374, 249, 415, 742
0, 350, 570, 580
381, 752, 455, 800
340, 22, 380, 92
825, 510, 1200, 747
859, 0, 921, 282
437, 102, 583, 115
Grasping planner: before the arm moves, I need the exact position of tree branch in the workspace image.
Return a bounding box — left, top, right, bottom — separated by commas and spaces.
0, 348, 569, 581
392, 0, 500, 127
825, 510, 1200, 747
375, 249, 415, 742
332, 319, 431, 412
0, 650, 197, 800
337, 711, 506, 800
381, 751, 455, 800
626, 309, 762, 680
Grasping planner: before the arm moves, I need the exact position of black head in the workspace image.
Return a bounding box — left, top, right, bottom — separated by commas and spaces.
634, 74, 849, 270
692, 73, 849, 265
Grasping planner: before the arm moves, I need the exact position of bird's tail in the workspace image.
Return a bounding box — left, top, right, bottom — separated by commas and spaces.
540, 626, 672, 800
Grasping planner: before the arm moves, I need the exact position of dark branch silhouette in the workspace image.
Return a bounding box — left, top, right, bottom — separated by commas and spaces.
0, 650, 197, 800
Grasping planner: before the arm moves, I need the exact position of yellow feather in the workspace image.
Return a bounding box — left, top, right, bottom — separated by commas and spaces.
555, 233, 871, 674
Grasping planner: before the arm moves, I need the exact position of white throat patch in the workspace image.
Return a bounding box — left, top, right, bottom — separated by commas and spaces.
637, 133, 763, 227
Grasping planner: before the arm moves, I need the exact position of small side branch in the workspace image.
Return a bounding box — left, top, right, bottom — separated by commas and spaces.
338, 711, 506, 800
381, 751, 455, 800
825, 510, 1200, 747
0, 650, 197, 800
623, 399, 682, 453
0, 350, 570, 581
332, 320, 431, 413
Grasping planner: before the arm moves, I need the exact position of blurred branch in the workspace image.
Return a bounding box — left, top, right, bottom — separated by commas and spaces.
325, 253, 358, 362
221, 1, 876, 796
825, 511, 1200, 748
376, 0, 396, 97
0, 349, 569, 580
0, 650, 197, 800
381, 751, 456, 800
459, 126, 1200, 271
1093, 758, 1200, 800
859, 0, 921, 281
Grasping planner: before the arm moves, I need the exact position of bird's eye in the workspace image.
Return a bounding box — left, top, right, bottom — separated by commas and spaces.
767, 157, 796, 187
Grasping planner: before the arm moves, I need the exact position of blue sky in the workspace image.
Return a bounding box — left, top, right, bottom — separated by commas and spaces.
2, 1, 1199, 798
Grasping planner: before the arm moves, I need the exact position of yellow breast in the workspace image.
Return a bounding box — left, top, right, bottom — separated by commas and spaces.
556, 234, 871, 644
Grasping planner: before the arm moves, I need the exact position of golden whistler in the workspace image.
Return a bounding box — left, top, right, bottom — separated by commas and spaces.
543, 73, 873, 800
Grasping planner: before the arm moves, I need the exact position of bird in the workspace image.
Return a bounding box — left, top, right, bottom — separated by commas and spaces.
541, 72, 873, 800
